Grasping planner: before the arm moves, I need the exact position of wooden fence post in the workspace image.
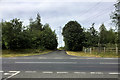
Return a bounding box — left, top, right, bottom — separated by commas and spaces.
116, 47, 118, 54
90, 48, 91, 54
85, 49, 86, 53
104, 47, 105, 53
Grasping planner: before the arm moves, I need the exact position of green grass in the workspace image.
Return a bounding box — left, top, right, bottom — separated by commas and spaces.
1, 49, 53, 57
66, 51, 119, 58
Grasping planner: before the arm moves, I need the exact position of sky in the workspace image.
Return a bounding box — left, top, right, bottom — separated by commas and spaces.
0, 0, 117, 47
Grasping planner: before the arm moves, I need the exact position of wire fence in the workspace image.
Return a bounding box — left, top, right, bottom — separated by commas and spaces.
83, 47, 119, 54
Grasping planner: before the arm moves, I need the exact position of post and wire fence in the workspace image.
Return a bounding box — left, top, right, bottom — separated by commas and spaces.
83, 46, 119, 55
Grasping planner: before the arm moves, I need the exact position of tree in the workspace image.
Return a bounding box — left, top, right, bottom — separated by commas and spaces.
2, 14, 58, 50
0, 20, 6, 49
106, 28, 116, 44
29, 13, 43, 31
42, 24, 58, 50
28, 14, 43, 49
62, 21, 85, 51
83, 31, 92, 47
2, 18, 23, 49
87, 23, 99, 47
28, 15, 58, 50
111, 1, 120, 48
99, 24, 107, 46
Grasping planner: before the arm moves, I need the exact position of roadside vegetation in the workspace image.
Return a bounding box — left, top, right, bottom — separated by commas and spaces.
2, 13, 58, 50
1, 13, 58, 57
2, 49, 52, 57
67, 51, 119, 58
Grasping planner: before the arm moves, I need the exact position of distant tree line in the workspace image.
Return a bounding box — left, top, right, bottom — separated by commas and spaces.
1, 13, 58, 50
62, 21, 118, 51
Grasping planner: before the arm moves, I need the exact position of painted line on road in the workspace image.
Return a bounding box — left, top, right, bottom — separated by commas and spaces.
25, 71, 36, 73
43, 72, 53, 74
109, 73, 120, 75
15, 62, 77, 64
9, 71, 20, 72
90, 72, 103, 74
0, 71, 3, 72
70, 58, 79, 59
103, 58, 118, 59
4, 73, 11, 75
74, 72, 86, 74
70, 58, 96, 59
39, 57, 47, 59
100, 62, 119, 64
7, 71, 20, 79
69, 58, 119, 59
57, 72, 68, 74
54, 57, 63, 59
87, 58, 96, 59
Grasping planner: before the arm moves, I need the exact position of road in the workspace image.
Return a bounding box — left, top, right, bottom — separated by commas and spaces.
1, 50, 119, 79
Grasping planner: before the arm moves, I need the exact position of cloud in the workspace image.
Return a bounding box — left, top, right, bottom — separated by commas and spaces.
0, 1, 115, 30
0, 0, 116, 2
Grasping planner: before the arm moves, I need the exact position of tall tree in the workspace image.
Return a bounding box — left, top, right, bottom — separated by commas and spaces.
99, 24, 107, 46
2, 18, 23, 49
62, 21, 85, 51
29, 13, 43, 31
83, 31, 91, 47
0, 20, 6, 49
111, 1, 120, 48
28, 14, 43, 49
88, 23, 98, 47
106, 28, 116, 44
35, 13, 43, 31
42, 24, 58, 50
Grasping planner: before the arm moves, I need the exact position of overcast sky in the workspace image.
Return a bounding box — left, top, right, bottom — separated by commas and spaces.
0, 0, 117, 47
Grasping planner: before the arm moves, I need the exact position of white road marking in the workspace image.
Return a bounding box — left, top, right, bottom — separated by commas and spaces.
70, 58, 119, 59
15, 62, 77, 64
74, 72, 86, 74
70, 58, 96, 59
57, 72, 68, 74
9, 71, 19, 72
5, 58, 16, 59
70, 58, 78, 59
4, 73, 11, 75
25, 71, 36, 73
90, 72, 96, 74
39, 57, 47, 59
100, 62, 119, 64
103, 58, 118, 59
54, 57, 63, 59
23, 57, 33, 59
7, 71, 20, 79
87, 58, 96, 59
109, 73, 120, 74
0, 71, 3, 72
90, 72, 103, 74
43, 72, 53, 73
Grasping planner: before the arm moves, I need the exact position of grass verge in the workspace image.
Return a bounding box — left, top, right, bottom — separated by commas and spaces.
1, 49, 53, 57
66, 51, 119, 58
